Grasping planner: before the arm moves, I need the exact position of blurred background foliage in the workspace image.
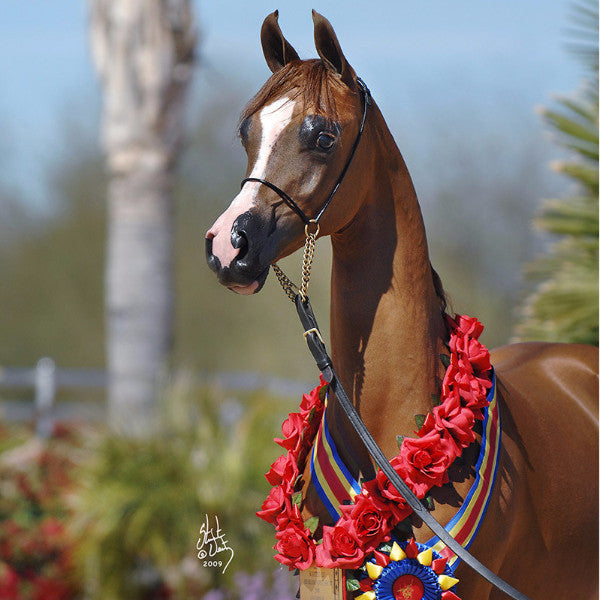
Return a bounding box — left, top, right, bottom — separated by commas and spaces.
0, 381, 299, 599
515, 0, 598, 344
72, 374, 297, 599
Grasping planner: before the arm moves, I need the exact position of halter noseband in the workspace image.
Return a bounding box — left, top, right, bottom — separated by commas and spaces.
240, 77, 371, 228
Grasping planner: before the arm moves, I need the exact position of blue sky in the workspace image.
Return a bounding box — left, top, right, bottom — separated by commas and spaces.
0, 1, 584, 209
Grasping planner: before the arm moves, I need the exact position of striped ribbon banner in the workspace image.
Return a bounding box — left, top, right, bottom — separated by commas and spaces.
310, 397, 362, 521
310, 373, 501, 566
426, 374, 501, 566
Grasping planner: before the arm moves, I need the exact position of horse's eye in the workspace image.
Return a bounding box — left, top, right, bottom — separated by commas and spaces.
316, 133, 336, 150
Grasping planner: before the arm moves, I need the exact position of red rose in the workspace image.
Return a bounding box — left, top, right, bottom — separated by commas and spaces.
432, 391, 476, 456
461, 379, 491, 418
450, 334, 491, 373
299, 378, 327, 417
256, 484, 291, 524
275, 501, 304, 531
339, 491, 393, 552
451, 365, 491, 414
444, 356, 490, 409
454, 314, 484, 339
397, 432, 453, 497
463, 338, 491, 373
274, 520, 315, 571
275, 412, 306, 454
441, 354, 471, 397
265, 453, 299, 487
315, 522, 365, 569
371, 467, 413, 524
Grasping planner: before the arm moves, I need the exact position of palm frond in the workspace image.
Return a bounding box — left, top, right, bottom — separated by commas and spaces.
515, 0, 599, 345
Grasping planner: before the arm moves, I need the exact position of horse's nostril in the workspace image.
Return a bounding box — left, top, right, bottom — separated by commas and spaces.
231, 227, 249, 261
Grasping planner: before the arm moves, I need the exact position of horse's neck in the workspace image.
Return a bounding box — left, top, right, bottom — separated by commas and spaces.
329, 110, 447, 460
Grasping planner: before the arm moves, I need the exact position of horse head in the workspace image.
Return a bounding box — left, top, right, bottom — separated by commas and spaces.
206, 11, 371, 294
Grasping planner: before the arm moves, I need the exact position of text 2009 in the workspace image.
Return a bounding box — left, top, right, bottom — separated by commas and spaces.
203, 560, 223, 569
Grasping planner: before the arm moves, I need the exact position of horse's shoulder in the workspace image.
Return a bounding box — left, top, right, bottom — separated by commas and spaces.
490, 340, 598, 423
490, 340, 598, 372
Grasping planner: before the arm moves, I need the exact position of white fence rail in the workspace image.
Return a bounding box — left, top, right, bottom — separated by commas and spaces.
0, 358, 311, 436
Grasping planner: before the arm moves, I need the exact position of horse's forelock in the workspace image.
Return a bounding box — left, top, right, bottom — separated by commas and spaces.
239, 59, 346, 128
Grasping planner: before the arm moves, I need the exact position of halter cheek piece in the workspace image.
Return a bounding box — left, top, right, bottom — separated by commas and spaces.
240, 77, 372, 228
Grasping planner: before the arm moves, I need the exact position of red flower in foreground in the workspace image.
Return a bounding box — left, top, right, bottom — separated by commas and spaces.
452, 336, 491, 373
275, 500, 304, 531
299, 377, 327, 417
256, 484, 291, 524
265, 453, 299, 487
274, 520, 315, 571
339, 492, 393, 552
431, 391, 476, 456
453, 314, 484, 339
316, 522, 365, 569
275, 412, 305, 454
371, 466, 413, 523
397, 432, 453, 497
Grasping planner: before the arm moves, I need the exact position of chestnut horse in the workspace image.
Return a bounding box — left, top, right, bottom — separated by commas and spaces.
206, 11, 598, 599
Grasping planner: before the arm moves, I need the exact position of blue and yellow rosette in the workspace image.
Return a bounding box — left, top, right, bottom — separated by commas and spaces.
354, 539, 461, 600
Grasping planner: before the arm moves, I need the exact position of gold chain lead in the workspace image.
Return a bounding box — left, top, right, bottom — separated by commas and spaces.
272, 220, 320, 303
272, 263, 297, 302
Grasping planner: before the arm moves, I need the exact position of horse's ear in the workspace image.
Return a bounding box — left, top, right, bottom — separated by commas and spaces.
261, 10, 300, 73
312, 10, 356, 88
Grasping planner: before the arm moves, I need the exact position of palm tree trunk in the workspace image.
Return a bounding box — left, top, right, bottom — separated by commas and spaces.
89, 0, 196, 435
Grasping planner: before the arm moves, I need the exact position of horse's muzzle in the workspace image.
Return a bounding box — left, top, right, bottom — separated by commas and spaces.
205, 210, 271, 295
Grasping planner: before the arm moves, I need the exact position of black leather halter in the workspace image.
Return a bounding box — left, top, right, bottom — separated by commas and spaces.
240, 77, 372, 227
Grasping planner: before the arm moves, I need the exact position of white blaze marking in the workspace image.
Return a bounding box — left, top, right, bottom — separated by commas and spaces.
207, 97, 295, 270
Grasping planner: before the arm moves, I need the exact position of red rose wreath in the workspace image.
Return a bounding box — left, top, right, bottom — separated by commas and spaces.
257, 314, 492, 571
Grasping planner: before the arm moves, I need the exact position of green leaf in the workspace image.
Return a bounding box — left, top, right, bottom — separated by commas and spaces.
543, 109, 599, 145
304, 516, 319, 535
396, 435, 406, 450
292, 491, 303, 507
346, 578, 361, 592
414, 414, 426, 430
439, 353, 451, 368
423, 495, 435, 511
318, 384, 329, 402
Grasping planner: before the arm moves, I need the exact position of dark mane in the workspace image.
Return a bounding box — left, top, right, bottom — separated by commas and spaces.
431, 264, 450, 319
239, 59, 349, 126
